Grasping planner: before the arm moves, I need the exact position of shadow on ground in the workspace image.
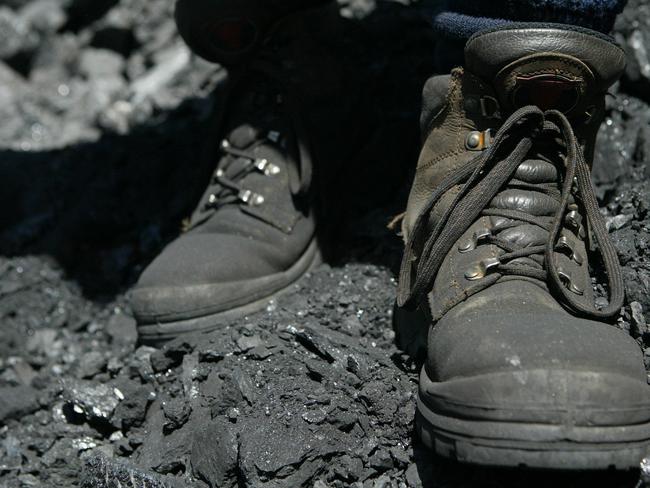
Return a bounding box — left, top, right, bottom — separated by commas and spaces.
0, 1, 436, 299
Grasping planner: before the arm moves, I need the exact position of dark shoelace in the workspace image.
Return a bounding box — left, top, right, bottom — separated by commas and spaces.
204, 138, 279, 211
397, 105, 624, 319
190, 60, 313, 230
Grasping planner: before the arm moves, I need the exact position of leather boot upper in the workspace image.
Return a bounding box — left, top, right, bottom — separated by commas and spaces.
132, 4, 342, 325
398, 26, 647, 405
399, 25, 627, 320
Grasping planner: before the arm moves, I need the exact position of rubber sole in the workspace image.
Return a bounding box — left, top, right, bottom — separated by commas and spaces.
393, 302, 650, 470
137, 238, 321, 345
417, 386, 650, 470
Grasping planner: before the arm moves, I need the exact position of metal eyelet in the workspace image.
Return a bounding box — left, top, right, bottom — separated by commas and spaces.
466, 132, 481, 150
458, 227, 492, 253
221, 139, 230, 149
465, 257, 500, 281
238, 189, 265, 206
208, 194, 217, 204
254, 158, 281, 176
465, 129, 494, 151
556, 236, 583, 265
565, 209, 586, 239
557, 268, 584, 295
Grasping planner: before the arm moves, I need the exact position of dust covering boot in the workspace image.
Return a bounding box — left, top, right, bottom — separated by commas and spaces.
132, 2, 340, 343
397, 24, 650, 469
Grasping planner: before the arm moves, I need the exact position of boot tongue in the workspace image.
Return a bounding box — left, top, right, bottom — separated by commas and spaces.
464, 26, 626, 115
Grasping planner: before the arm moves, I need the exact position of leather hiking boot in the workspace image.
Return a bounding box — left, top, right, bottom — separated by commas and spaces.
396, 25, 650, 469
132, 2, 340, 344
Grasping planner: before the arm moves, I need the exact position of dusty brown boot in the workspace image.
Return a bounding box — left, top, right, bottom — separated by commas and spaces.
396, 24, 650, 469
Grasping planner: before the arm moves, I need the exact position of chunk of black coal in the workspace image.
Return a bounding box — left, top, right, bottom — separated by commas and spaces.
162, 397, 191, 433
190, 418, 238, 488
150, 341, 194, 373
111, 378, 154, 431
62, 379, 121, 424
80, 454, 194, 488
0, 385, 39, 424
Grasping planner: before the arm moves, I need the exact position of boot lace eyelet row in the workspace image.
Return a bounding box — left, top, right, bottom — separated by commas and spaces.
203, 133, 283, 211
398, 106, 624, 318
465, 129, 494, 151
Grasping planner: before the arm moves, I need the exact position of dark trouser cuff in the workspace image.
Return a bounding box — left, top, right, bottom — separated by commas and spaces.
432, 12, 513, 41
433, 1, 625, 42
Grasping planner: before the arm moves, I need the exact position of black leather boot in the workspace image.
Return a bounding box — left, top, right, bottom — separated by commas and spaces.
132, 1, 339, 343
397, 25, 650, 469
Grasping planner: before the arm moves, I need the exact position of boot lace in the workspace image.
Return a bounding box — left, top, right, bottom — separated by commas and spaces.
191, 60, 312, 229
204, 136, 282, 211
398, 106, 624, 319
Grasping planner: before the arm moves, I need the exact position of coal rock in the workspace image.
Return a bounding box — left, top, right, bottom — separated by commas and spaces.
62, 378, 121, 423
617, 0, 650, 102
201, 370, 246, 417
631, 301, 648, 337
0, 7, 37, 61
150, 349, 176, 373
0, 385, 40, 423
79, 48, 125, 80
404, 464, 421, 488
106, 312, 138, 349
150, 341, 193, 373
127, 346, 157, 381
368, 448, 394, 471
191, 417, 239, 488
78, 351, 108, 379
25, 328, 59, 357
162, 397, 191, 433
111, 378, 154, 431
237, 416, 349, 486
2, 357, 37, 386
236, 334, 263, 353
389, 446, 411, 468
81, 454, 192, 488
134, 403, 194, 476
0, 435, 23, 471
20, 0, 67, 33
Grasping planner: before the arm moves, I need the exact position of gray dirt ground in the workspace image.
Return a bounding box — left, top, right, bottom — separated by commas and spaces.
0, 0, 649, 487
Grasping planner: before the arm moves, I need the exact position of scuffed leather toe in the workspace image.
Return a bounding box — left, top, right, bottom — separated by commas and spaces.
423, 281, 650, 426
131, 225, 315, 323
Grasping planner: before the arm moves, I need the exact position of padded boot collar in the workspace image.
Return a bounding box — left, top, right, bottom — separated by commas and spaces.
465, 25, 626, 116
465, 25, 626, 88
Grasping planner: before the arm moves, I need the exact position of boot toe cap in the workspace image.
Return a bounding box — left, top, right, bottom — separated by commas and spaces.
131, 233, 304, 323
420, 367, 650, 426
424, 282, 650, 426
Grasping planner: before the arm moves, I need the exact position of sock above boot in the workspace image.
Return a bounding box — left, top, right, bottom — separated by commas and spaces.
433, 0, 627, 40
431, 0, 628, 69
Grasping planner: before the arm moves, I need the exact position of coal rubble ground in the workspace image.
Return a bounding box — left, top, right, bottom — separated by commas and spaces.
0, 0, 649, 487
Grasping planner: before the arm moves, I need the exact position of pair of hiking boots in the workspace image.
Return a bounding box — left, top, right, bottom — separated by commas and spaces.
130, 1, 650, 470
